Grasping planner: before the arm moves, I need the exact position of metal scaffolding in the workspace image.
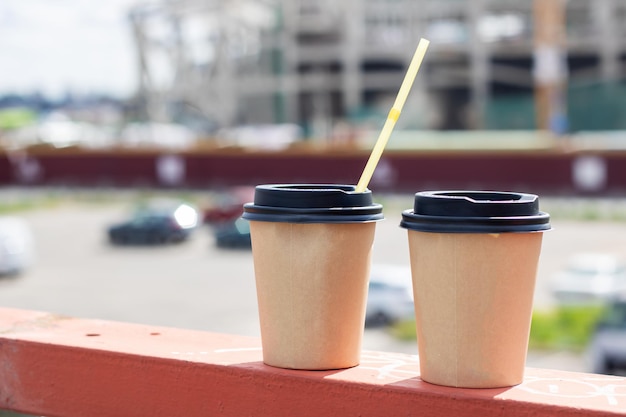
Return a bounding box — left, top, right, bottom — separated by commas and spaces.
129, 0, 626, 133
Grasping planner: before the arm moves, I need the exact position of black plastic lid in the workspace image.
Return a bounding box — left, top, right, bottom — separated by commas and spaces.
400, 190, 551, 233
242, 184, 384, 224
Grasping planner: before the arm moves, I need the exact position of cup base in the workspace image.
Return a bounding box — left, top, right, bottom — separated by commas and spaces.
419, 374, 523, 389
262, 359, 360, 371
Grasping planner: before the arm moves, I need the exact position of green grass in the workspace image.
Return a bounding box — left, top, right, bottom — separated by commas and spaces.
0, 189, 625, 223
375, 194, 626, 223
525, 198, 626, 223
389, 319, 419, 341
0, 194, 62, 214
528, 304, 607, 351
390, 304, 608, 352
0, 187, 215, 215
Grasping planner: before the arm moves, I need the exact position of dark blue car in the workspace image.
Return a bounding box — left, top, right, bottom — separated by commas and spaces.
213, 217, 251, 249
108, 201, 199, 245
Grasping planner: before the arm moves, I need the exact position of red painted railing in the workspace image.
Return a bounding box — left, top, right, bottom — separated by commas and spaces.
1, 307, 625, 417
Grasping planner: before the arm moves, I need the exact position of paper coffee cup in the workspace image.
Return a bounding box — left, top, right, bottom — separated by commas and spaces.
243, 184, 383, 370
400, 191, 551, 388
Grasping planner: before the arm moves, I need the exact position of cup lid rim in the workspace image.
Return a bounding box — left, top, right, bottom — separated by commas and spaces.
242, 183, 384, 223
399, 190, 551, 233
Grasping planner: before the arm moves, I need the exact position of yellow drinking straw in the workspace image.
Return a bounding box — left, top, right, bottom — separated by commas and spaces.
355, 38, 430, 193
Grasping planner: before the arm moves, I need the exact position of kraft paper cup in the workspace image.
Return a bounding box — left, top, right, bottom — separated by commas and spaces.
400, 191, 551, 388
243, 184, 383, 370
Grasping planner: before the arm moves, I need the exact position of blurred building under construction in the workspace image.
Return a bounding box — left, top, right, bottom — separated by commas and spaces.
129, 0, 626, 135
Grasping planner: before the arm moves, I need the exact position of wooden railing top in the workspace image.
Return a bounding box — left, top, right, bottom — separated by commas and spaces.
1, 307, 625, 417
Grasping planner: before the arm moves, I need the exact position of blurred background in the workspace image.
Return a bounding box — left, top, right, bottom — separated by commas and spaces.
2, 0, 626, 146
1, 2, 626, 407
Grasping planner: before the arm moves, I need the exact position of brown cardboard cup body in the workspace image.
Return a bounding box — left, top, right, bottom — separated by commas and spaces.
407, 230, 544, 388
250, 221, 376, 370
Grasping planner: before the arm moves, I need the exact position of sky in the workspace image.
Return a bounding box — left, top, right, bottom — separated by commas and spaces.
0, 0, 141, 99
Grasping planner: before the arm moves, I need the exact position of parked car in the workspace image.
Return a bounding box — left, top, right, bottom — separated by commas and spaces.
0, 216, 34, 276
365, 264, 415, 327
551, 253, 626, 303
204, 203, 245, 225
203, 187, 254, 225
589, 297, 626, 375
213, 217, 251, 249
108, 200, 199, 245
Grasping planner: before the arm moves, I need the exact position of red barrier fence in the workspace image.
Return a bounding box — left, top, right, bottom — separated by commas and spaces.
1, 147, 624, 194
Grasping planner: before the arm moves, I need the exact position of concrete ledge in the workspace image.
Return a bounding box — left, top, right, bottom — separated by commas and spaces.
1, 307, 625, 417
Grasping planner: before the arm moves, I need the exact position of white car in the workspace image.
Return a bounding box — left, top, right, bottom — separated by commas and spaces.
365, 264, 415, 326
0, 216, 34, 276
551, 253, 626, 303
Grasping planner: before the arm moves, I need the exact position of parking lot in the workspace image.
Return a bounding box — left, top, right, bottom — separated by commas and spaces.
1, 193, 625, 372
